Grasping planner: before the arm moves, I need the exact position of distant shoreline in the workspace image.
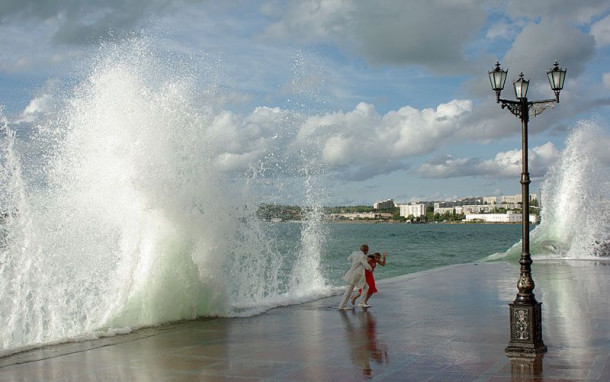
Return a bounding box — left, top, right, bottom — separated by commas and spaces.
268, 219, 530, 225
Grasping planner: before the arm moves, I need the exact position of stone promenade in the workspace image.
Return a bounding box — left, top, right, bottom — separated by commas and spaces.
1, 259, 609, 381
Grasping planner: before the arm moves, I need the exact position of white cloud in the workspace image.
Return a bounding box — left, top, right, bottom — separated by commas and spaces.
264, 0, 487, 72
502, 19, 595, 84
486, 20, 518, 40
262, 0, 353, 42
13, 80, 62, 123
293, 100, 474, 179
591, 14, 610, 47
19, 94, 53, 121
417, 142, 560, 179
193, 98, 477, 181
206, 106, 300, 174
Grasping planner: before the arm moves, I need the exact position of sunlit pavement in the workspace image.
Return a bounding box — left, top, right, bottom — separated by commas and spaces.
1, 260, 609, 381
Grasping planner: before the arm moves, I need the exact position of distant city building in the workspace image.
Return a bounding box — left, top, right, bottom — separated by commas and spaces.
373, 199, 395, 210
328, 212, 392, 220
464, 212, 539, 224
461, 204, 498, 214
458, 197, 483, 205
328, 212, 377, 220
483, 196, 498, 204
434, 207, 455, 215
399, 203, 426, 218
501, 194, 538, 204
434, 201, 458, 209
501, 194, 521, 204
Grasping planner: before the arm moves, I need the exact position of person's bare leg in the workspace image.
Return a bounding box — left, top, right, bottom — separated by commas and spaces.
362, 291, 373, 304
350, 291, 361, 305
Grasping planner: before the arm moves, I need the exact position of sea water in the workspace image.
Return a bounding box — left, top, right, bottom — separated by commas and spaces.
266, 222, 525, 283
1, 37, 608, 357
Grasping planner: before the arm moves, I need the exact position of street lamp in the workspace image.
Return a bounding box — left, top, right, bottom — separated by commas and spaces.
488, 60, 567, 358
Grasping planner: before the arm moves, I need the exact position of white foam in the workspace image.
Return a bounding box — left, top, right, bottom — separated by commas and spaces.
0, 38, 330, 353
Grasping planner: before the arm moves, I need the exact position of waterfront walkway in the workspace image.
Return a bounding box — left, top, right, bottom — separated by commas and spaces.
1, 259, 609, 381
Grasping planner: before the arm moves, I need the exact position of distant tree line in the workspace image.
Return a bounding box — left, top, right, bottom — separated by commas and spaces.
257, 204, 404, 222
256, 204, 304, 221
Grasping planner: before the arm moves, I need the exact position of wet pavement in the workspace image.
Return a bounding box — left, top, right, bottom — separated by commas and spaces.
1, 259, 610, 381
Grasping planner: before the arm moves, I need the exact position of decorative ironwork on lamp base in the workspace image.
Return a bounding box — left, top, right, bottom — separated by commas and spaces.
505, 302, 547, 357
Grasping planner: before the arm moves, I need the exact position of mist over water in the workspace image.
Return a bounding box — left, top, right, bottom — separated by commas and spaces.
0, 39, 331, 355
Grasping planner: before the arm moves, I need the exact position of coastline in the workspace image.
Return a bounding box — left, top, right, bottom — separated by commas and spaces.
271, 219, 532, 225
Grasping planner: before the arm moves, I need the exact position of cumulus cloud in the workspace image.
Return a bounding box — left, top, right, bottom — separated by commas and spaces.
204, 106, 303, 175
205, 95, 579, 184
501, 19, 595, 85
263, 1, 608, 76
417, 142, 560, 179
292, 99, 473, 179
195, 98, 477, 182
263, 0, 487, 72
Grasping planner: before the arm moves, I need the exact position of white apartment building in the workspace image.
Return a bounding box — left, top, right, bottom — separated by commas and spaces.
329, 212, 377, 220
399, 203, 426, 218
464, 212, 539, 224
461, 204, 496, 214
373, 199, 395, 210
434, 207, 456, 215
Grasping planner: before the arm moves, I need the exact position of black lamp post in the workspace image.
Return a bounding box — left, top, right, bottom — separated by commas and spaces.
489, 60, 567, 357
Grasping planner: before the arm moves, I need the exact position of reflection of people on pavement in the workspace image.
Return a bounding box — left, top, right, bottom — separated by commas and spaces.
340, 311, 389, 378
363, 312, 389, 368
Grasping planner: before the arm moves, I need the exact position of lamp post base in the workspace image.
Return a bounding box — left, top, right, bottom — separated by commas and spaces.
505, 302, 547, 357
509, 354, 544, 378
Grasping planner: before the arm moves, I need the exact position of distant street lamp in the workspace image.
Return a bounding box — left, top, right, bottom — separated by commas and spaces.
489, 60, 567, 357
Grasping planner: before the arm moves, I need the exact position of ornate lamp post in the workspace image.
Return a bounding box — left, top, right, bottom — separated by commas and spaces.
489, 61, 567, 357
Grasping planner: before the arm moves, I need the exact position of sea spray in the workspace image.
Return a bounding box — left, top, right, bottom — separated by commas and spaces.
289, 173, 328, 297
0, 38, 331, 355
0, 113, 41, 351
496, 120, 610, 261
533, 120, 610, 258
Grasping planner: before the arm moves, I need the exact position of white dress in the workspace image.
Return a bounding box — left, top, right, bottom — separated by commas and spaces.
342, 251, 373, 288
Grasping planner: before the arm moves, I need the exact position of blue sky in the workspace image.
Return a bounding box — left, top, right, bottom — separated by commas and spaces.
1, 0, 610, 206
